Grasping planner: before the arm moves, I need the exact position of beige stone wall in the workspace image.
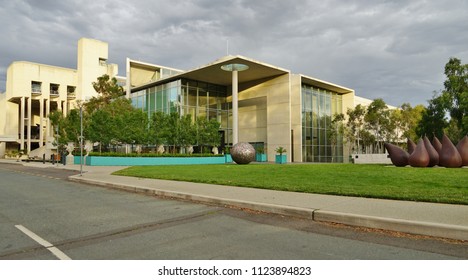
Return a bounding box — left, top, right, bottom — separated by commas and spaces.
6, 61, 76, 100
290, 74, 302, 162
237, 73, 292, 162
77, 38, 118, 103
129, 66, 160, 88
341, 89, 355, 163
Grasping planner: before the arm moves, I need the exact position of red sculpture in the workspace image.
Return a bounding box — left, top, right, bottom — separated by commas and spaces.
432, 136, 442, 155
408, 138, 429, 167
423, 136, 439, 167
387, 135, 465, 168
439, 135, 462, 168
456, 136, 468, 166
407, 138, 416, 154
384, 143, 409, 167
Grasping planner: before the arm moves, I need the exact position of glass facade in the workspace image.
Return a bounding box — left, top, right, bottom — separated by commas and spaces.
302, 84, 343, 162
131, 79, 231, 144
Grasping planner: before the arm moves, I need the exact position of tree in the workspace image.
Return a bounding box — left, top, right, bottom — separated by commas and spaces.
328, 113, 345, 162
400, 103, 425, 141
85, 74, 125, 114
417, 92, 448, 140
418, 58, 468, 142
442, 57, 467, 138
87, 109, 113, 153
346, 104, 366, 153
164, 112, 182, 153
179, 114, 196, 151
149, 111, 167, 147
365, 99, 390, 153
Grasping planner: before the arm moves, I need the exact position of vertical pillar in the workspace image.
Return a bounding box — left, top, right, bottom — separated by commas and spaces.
20, 97, 25, 150
62, 100, 67, 117
45, 99, 50, 138
232, 70, 239, 145
27, 97, 32, 154
39, 97, 43, 147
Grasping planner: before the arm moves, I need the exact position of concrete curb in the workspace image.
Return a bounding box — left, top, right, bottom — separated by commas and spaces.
69, 175, 468, 241
313, 210, 468, 241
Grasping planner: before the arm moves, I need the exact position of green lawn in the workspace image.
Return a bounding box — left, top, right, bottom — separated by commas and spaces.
113, 164, 468, 205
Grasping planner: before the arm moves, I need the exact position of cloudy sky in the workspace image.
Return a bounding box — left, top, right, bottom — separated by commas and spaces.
1, 0, 467, 107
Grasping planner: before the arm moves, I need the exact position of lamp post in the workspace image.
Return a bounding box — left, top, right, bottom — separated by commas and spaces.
79, 103, 83, 176
221, 63, 249, 145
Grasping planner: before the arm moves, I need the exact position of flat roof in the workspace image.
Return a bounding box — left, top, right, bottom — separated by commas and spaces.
301, 75, 354, 94
132, 55, 354, 95
132, 55, 290, 91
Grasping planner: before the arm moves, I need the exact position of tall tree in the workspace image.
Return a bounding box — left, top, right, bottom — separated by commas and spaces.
346, 104, 366, 153
365, 99, 390, 153
328, 113, 345, 162
442, 57, 467, 138
417, 92, 448, 140
400, 103, 426, 141
85, 74, 125, 113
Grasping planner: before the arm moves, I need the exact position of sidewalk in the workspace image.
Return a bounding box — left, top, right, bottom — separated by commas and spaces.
4, 160, 468, 241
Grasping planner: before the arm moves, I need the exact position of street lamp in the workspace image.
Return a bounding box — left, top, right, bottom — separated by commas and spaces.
77, 102, 84, 176
221, 63, 249, 145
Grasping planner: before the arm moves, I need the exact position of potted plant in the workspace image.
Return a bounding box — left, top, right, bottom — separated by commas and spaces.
275, 146, 287, 164
224, 146, 232, 163
256, 146, 267, 162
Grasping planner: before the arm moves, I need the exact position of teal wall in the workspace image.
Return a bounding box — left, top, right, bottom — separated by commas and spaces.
79, 156, 227, 166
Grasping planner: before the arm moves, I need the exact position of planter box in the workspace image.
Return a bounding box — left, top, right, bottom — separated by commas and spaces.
82, 156, 226, 166
225, 154, 233, 163
275, 154, 287, 164
256, 153, 267, 162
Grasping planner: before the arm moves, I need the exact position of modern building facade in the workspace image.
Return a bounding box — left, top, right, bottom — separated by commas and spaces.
0, 38, 119, 157
1, 38, 358, 163
128, 56, 355, 163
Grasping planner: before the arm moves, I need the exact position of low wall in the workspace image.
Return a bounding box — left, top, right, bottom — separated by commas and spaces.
73, 156, 228, 166
352, 154, 392, 164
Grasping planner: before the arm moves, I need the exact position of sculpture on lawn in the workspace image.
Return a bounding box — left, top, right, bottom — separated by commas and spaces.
386, 135, 467, 168
230, 142, 256, 164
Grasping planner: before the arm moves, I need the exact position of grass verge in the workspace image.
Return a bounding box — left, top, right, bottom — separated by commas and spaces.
112, 164, 468, 205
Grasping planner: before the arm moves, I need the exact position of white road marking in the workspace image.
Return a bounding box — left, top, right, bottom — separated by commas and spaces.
15, 225, 72, 260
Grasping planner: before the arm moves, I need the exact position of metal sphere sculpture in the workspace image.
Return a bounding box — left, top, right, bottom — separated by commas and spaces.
231, 142, 255, 164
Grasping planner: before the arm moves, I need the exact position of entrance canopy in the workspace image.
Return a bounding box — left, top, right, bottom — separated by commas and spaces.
132, 55, 290, 91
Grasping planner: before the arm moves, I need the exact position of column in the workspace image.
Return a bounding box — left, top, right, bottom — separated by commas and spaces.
27, 97, 32, 154
39, 97, 43, 147
63, 101, 68, 117
20, 97, 25, 150
45, 99, 50, 138
232, 70, 238, 145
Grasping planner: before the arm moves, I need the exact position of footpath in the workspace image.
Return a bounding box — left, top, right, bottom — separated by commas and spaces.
3, 159, 468, 241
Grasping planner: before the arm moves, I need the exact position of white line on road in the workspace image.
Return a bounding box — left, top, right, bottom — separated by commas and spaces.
15, 225, 72, 260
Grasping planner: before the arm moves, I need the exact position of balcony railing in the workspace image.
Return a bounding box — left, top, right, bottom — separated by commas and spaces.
31, 88, 42, 95
67, 92, 76, 100
50, 90, 60, 96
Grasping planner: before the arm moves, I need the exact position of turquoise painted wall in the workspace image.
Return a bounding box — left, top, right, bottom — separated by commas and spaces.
80, 156, 227, 166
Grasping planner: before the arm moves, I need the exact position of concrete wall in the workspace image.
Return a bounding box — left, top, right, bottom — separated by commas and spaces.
77, 38, 118, 102
290, 75, 302, 162
352, 153, 391, 164
238, 73, 292, 162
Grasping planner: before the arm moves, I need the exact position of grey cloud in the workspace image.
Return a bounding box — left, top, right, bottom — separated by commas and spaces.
1, 0, 468, 107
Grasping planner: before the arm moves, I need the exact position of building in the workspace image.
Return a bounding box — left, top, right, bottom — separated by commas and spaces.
128, 55, 355, 163
0, 38, 120, 158
1, 38, 358, 163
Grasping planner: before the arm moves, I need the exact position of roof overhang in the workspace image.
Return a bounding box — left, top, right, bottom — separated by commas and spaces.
301, 75, 354, 95
132, 55, 290, 92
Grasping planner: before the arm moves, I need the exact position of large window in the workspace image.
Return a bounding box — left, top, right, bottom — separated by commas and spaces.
131, 79, 231, 144
302, 85, 343, 162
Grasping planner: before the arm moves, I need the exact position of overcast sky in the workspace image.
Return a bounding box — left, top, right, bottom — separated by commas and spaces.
1, 0, 467, 107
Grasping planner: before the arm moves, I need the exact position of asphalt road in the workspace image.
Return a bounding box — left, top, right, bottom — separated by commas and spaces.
0, 163, 466, 260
